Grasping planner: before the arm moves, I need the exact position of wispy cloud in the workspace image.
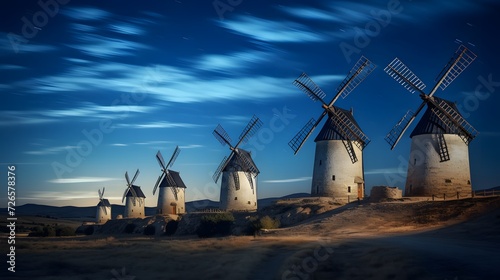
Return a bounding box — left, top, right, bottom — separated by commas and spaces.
108, 22, 146, 35
48, 177, 120, 184
364, 168, 402, 175
63, 7, 110, 21
69, 33, 149, 58
118, 121, 203, 129
280, 7, 339, 21
179, 144, 204, 149
263, 177, 311, 183
0, 103, 155, 126
110, 143, 128, 147
0, 64, 25, 70
193, 50, 272, 72
219, 15, 328, 43
25, 145, 77, 156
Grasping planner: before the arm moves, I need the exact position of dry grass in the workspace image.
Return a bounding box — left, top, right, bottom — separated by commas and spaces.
1, 197, 499, 280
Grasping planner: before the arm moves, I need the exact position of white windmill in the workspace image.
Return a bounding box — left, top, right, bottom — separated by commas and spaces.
289, 56, 375, 200
154, 146, 187, 215
213, 115, 262, 211
383, 45, 477, 197
122, 169, 146, 218
95, 187, 111, 224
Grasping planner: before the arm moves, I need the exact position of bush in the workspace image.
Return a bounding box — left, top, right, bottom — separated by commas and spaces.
28, 225, 75, 237
196, 212, 235, 238
55, 226, 75, 236
144, 224, 156, 235
164, 220, 179, 236
84, 226, 94, 235
247, 215, 280, 235
124, 223, 136, 234
259, 216, 280, 229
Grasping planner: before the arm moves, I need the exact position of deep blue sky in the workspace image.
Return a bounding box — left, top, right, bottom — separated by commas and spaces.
1, 0, 499, 206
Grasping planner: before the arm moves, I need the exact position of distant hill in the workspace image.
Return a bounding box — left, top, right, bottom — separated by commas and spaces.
478, 186, 500, 191
1, 193, 309, 220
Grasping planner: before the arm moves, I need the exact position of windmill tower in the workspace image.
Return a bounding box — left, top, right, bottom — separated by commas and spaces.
289, 56, 375, 200
122, 169, 146, 218
383, 45, 477, 197
154, 146, 187, 215
96, 187, 111, 224
213, 115, 262, 211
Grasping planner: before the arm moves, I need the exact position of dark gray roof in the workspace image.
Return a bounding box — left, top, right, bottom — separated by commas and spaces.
125, 185, 146, 198
225, 149, 259, 174
410, 96, 464, 137
97, 199, 111, 207
159, 170, 187, 188
314, 106, 365, 142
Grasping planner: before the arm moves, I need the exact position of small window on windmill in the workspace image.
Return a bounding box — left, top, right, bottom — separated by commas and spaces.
332, 175, 336, 181
248, 201, 251, 204
347, 186, 351, 193
254, 202, 257, 206
319, 160, 322, 165
414, 158, 417, 165
234, 197, 238, 200
467, 180, 471, 185
445, 179, 452, 183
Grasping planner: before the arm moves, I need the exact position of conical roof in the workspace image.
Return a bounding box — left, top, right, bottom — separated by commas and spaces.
159, 170, 187, 188
125, 185, 146, 198
410, 96, 464, 137
97, 199, 111, 207
224, 148, 259, 174
314, 106, 365, 142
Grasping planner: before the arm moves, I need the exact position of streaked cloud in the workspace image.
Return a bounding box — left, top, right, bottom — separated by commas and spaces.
110, 143, 128, 147
263, 177, 312, 183
281, 7, 338, 21
0, 103, 155, 126
69, 33, 149, 58
194, 50, 272, 72
63, 7, 110, 21
48, 177, 120, 184
364, 167, 403, 175
179, 144, 204, 149
108, 22, 146, 35
219, 15, 328, 43
0, 64, 25, 70
118, 121, 203, 129
25, 145, 77, 156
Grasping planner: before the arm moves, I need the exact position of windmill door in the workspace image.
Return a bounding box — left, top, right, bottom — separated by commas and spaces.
172, 206, 177, 214
357, 183, 363, 199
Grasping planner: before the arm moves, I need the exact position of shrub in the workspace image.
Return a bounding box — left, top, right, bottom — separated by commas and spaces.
247, 215, 280, 235
124, 223, 136, 234
144, 224, 156, 235
259, 216, 280, 229
55, 226, 75, 236
84, 226, 94, 235
164, 220, 179, 236
196, 212, 235, 238
43, 226, 56, 237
